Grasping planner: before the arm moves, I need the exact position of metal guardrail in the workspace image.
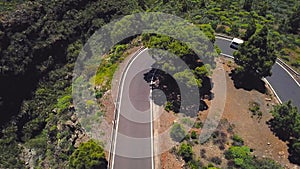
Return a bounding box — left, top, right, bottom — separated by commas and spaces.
107, 46, 146, 169
215, 33, 233, 40
277, 58, 300, 77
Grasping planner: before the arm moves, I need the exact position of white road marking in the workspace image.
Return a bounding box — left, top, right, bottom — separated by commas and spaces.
216, 36, 232, 42
276, 61, 300, 88
111, 48, 150, 169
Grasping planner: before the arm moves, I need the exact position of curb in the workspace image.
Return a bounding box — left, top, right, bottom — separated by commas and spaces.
262, 78, 282, 104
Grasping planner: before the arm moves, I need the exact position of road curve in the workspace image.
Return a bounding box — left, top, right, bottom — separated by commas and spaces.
111, 49, 154, 169
216, 37, 300, 110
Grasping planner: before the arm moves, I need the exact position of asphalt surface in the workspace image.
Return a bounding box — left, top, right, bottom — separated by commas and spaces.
216, 37, 300, 110
112, 49, 155, 169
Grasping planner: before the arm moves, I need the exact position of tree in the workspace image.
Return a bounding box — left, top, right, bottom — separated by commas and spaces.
69, 140, 107, 169
174, 69, 202, 88
291, 140, 300, 162
230, 23, 239, 37
269, 101, 300, 140
178, 143, 193, 162
289, 6, 300, 34
243, 17, 256, 41
233, 26, 277, 79
243, 0, 253, 12
170, 123, 187, 142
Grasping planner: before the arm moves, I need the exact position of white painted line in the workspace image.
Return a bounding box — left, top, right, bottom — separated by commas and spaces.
263, 78, 282, 104
220, 53, 234, 59
111, 48, 148, 169
150, 88, 154, 169
216, 36, 232, 42
276, 61, 300, 88
277, 58, 300, 76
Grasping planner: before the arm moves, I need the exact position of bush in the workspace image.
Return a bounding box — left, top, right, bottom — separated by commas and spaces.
69, 140, 107, 169
194, 121, 203, 129
178, 143, 193, 162
165, 101, 173, 112
170, 123, 187, 142
191, 131, 197, 139
232, 134, 244, 146
56, 94, 72, 114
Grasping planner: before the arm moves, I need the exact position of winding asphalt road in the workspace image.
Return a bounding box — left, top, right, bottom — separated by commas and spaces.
111, 49, 155, 169
216, 37, 300, 110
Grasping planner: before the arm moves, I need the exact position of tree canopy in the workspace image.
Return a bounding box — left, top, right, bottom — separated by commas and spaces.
233, 26, 277, 79
269, 101, 300, 164
69, 140, 107, 169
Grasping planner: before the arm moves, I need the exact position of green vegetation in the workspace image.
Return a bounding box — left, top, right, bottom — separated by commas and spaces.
0, 0, 140, 167
69, 140, 107, 169
178, 143, 193, 162
232, 134, 244, 146
234, 26, 277, 79
225, 146, 282, 169
190, 130, 197, 139
0, 0, 25, 12
269, 101, 300, 163
249, 101, 263, 120
94, 44, 128, 88
170, 123, 187, 142
0, 0, 299, 167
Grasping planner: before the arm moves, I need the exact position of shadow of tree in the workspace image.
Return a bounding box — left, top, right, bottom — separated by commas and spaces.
287, 140, 300, 165
144, 68, 212, 117
266, 119, 290, 142
229, 70, 266, 93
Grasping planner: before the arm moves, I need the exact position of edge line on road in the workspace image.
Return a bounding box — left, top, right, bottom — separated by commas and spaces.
216, 36, 232, 42
150, 88, 154, 169
111, 47, 148, 169
263, 78, 283, 104
276, 61, 300, 88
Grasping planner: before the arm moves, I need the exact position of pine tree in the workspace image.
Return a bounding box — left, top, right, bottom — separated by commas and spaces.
243, 0, 253, 12
243, 17, 256, 41
234, 26, 277, 79
289, 6, 300, 34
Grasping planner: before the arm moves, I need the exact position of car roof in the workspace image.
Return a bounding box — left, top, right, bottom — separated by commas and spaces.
232, 38, 244, 44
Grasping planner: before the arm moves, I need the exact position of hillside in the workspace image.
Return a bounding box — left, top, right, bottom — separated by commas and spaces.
0, 0, 299, 168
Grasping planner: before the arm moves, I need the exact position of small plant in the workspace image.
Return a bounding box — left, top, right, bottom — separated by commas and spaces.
194, 121, 203, 129
232, 134, 244, 146
95, 90, 104, 99
178, 143, 193, 162
170, 123, 187, 142
191, 131, 197, 139
165, 101, 173, 112
249, 101, 263, 120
